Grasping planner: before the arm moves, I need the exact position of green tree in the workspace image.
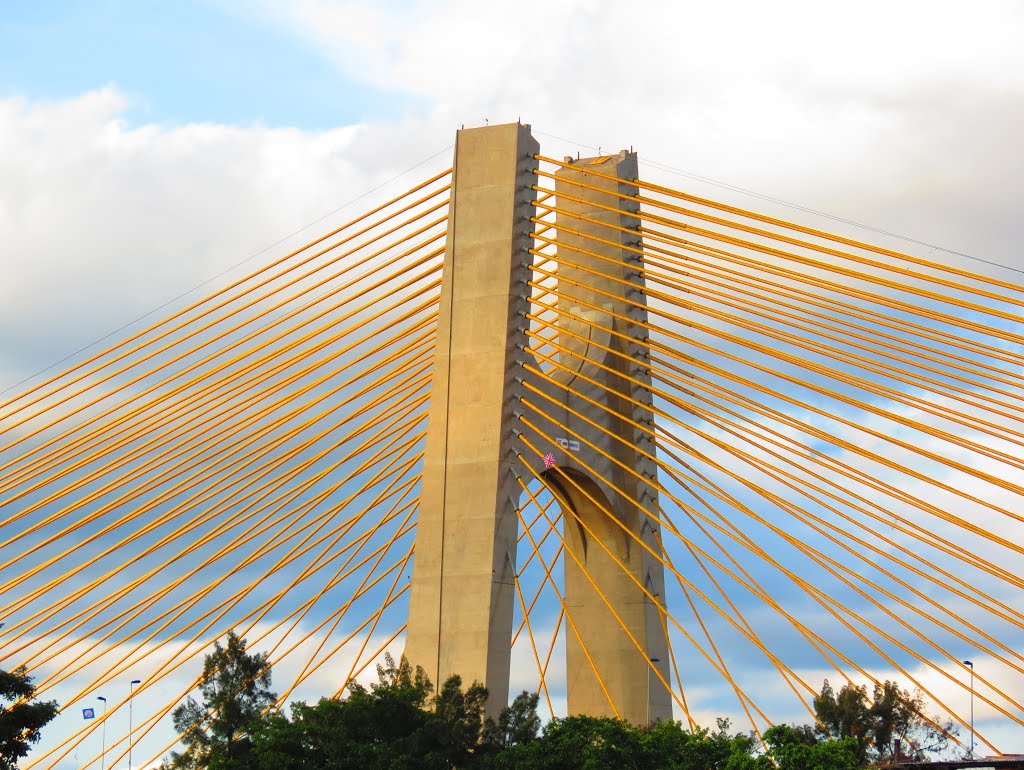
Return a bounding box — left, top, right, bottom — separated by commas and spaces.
813, 679, 871, 760
760, 725, 859, 770
0, 664, 58, 770
250, 653, 503, 769
483, 691, 541, 750
813, 679, 956, 763
166, 631, 276, 770
492, 714, 766, 770
868, 681, 956, 761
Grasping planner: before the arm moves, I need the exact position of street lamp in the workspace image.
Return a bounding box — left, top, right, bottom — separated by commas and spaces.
129, 679, 141, 769
963, 660, 974, 759
96, 696, 107, 770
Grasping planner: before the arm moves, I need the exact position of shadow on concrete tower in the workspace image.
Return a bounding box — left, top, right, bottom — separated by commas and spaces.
405, 122, 672, 725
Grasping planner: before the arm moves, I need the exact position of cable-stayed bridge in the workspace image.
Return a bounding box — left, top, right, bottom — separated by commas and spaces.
2, 122, 1022, 768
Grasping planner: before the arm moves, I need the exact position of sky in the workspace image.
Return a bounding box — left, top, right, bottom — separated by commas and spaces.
2, 0, 1024, 765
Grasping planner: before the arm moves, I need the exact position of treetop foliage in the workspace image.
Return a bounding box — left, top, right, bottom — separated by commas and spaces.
164, 630, 276, 770
165, 635, 967, 769
0, 663, 58, 770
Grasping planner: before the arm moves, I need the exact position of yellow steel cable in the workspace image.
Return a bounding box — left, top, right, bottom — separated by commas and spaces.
513, 567, 555, 718
637, 220, 1024, 366
122, 434, 423, 770
532, 280, 1011, 577
625, 209, 1024, 384
0, 258, 439, 503
105, 568, 409, 770
258, 497, 420, 680
648, 347, 1024, 603
650, 358, 1024, 612
0, 362, 431, 636
269, 542, 416, 705
33, 490, 421, 718
0, 298, 436, 569
0, 298, 437, 554
0, 360, 432, 655
639, 244, 1024, 398
511, 481, 568, 715
516, 344, 814, 721
526, 264, 1024, 534
537, 155, 1010, 294
634, 267, 1024, 454
658, 605, 696, 732
333, 621, 409, 699
677, 570, 764, 738
0, 174, 448, 456
512, 511, 569, 651
511, 538, 565, 647
315, 585, 411, 698
531, 327, 864, 721
536, 211, 1024, 371
649, 444, 977, 749
513, 504, 562, 584
0, 345, 434, 607
516, 435, 769, 730
0, 249, 436, 511
23, 433, 426, 695
0, 169, 450, 419
89, 548, 415, 770
0, 211, 446, 464
534, 160, 1024, 308
534, 191, 1024, 414
654, 460, 849, 694
532, 298, 1024, 581
0, 298, 436, 552
0, 322, 424, 566
538, 607, 565, 719
93, 484, 417, 691
0, 275, 441, 502
2, 313, 434, 552
519, 327, 870, 696
517, 413, 975, 742
647, 331, 1024, 570
518, 479, 687, 726
6, 397, 428, 671
639, 418, 1005, 737
2, 249, 438, 532
515, 381, 819, 703
11, 392, 429, 657
679, 391, 1024, 657
660, 390, 1024, 709
511, 475, 620, 718
640, 227, 1024, 377
251, 497, 421, 674
531, 192, 1024, 363
0, 229, 445, 489
519, 333, 964, 708
548, 177, 1019, 397
0, 178, 449, 428
544, 224, 1024, 446
335, 548, 417, 696
643, 436, 864, 692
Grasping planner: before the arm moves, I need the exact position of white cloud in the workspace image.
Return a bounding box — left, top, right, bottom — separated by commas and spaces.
244, 0, 1024, 266
0, 88, 450, 389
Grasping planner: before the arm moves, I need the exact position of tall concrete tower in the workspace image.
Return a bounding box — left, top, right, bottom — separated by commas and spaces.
405, 123, 671, 724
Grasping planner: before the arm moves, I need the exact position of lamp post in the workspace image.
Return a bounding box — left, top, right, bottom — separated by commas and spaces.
963, 660, 974, 759
97, 696, 107, 770
128, 679, 141, 769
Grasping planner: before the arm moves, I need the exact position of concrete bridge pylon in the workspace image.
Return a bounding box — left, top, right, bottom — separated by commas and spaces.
405, 122, 672, 724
